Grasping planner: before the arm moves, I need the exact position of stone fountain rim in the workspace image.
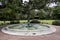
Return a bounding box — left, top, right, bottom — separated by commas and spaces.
1, 24, 56, 36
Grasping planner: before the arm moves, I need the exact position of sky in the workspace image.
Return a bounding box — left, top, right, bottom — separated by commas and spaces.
0, 0, 57, 8
47, 2, 57, 8
23, 0, 57, 8
23, 0, 29, 3
0, 2, 2, 5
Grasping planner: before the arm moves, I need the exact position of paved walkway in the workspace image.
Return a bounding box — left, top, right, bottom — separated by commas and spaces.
0, 25, 60, 40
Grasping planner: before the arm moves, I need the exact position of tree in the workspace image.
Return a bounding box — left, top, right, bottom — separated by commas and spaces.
0, 0, 22, 24
38, 9, 47, 19
52, 6, 60, 19
0, 0, 60, 23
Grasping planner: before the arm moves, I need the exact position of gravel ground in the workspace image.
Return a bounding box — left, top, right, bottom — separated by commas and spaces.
0, 25, 60, 40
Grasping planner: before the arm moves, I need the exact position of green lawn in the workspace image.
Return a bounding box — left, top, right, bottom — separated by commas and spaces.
20, 20, 55, 24
0, 20, 58, 25
40, 20, 55, 24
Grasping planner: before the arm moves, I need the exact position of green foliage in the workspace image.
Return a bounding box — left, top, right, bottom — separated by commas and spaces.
38, 9, 47, 19
32, 0, 49, 9
30, 9, 47, 19
52, 20, 60, 26
0, 0, 22, 21
0, 0, 60, 21
52, 6, 60, 19
53, 6, 60, 14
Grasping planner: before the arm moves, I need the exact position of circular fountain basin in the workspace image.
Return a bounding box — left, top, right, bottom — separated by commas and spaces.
1, 24, 56, 36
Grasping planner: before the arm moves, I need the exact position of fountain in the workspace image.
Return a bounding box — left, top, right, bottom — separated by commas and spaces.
1, 0, 56, 36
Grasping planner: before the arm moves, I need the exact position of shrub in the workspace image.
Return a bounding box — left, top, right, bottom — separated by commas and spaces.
30, 19, 40, 23
52, 20, 60, 26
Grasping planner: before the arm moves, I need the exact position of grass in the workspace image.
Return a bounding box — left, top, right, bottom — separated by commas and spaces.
0, 21, 10, 25
0, 20, 59, 25
20, 20, 55, 24
40, 20, 55, 24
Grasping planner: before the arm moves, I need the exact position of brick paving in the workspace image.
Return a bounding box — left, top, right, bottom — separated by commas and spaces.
0, 25, 60, 40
